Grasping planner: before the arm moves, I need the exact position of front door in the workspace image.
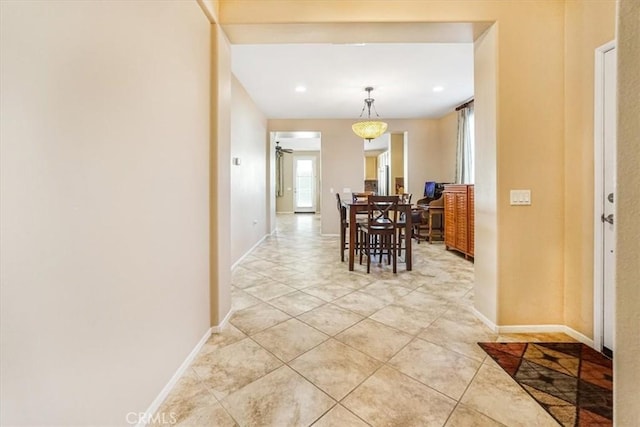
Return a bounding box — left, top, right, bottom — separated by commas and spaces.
594, 42, 616, 357
601, 45, 616, 356
293, 156, 316, 213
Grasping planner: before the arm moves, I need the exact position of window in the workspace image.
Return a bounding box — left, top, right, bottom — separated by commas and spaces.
456, 105, 474, 184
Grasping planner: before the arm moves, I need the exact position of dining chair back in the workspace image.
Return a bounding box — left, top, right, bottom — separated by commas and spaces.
352, 191, 374, 203
397, 193, 412, 256
359, 195, 400, 273
399, 193, 412, 204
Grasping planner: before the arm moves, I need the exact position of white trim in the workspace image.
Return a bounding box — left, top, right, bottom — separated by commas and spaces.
276, 211, 295, 214
496, 324, 594, 347
231, 233, 268, 271
137, 327, 212, 427
211, 308, 234, 333
562, 326, 595, 348
472, 307, 498, 332
471, 309, 595, 348
498, 324, 567, 334
593, 40, 616, 353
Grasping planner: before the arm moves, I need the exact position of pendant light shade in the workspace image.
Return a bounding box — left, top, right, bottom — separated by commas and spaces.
352, 120, 388, 141
352, 87, 388, 141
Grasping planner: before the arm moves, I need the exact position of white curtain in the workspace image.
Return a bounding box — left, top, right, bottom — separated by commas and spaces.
455, 105, 475, 184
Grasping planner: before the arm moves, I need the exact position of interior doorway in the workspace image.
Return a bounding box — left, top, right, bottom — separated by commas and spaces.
272, 131, 322, 216
594, 41, 616, 357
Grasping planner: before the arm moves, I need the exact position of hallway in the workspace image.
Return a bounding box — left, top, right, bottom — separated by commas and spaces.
156, 214, 567, 426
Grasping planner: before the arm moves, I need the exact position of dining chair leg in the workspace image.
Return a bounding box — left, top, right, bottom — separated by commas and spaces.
392, 234, 397, 273
384, 236, 396, 265
359, 229, 364, 265
366, 233, 371, 273
340, 225, 346, 262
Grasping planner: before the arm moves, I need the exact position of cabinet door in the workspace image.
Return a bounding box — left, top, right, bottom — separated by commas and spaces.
444, 192, 456, 248
468, 186, 475, 256
455, 193, 468, 250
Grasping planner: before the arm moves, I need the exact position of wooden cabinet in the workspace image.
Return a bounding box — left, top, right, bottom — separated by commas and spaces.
443, 184, 474, 259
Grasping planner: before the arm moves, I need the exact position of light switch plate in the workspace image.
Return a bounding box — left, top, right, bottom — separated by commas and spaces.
510, 189, 531, 205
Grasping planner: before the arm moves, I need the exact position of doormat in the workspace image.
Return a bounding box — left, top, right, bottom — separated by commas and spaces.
478, 342, 612, 426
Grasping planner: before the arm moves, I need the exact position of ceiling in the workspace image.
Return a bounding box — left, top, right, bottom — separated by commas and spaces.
229, 24, 480, 152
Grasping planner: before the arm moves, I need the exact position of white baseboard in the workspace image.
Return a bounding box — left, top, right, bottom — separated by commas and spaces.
496, 324, 594, 347
497, 324, 567, 334
469, 309, 594, 348
212, 308, 233, 333
560, 326, 594, 347
231, 234, 268, 271
471, 307, 498, 332
137, 327, 212, 427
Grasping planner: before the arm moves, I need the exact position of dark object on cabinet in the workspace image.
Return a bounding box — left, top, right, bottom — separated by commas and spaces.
443, 184, 474, 259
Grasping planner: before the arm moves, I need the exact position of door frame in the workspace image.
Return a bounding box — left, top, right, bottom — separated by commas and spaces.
593, 40, 616, 353
293, 155, 317, 213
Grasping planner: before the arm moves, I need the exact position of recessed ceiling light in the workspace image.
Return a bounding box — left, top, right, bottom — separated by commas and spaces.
432, 86, 444, 93
295, 85, 307, 93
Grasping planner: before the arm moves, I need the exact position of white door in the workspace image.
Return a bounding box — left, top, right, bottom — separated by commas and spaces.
594, 42, 616, 357
293, 156, 316, 213
601, 46, 616, 356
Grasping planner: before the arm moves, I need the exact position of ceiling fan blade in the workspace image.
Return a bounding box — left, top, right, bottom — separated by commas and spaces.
275, 142, 293, 154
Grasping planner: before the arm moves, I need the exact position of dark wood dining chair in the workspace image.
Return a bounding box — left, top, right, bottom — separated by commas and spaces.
336, 193, 361, 262
396, 193, 412, 257
413, 194, 445, 243
399, 193, 412, 204
336, 193, 349, 261
359, 195, 400, 273
352, 191, 374, 203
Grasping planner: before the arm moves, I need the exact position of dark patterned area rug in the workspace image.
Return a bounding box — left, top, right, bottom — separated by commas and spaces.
478, 342, 612, 427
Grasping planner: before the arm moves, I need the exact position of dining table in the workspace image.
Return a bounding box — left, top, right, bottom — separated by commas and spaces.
344, 199, 413, 272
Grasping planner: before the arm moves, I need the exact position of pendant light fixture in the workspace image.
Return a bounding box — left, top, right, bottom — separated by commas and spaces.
352, 86, 388, 142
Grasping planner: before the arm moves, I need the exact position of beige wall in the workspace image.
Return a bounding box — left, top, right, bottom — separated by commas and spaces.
276, 152, 295, 213
0, 1, 211, 425
494, 3, 566, 326
211, 22, 232, 326
230, 76, 269, 265
473, 25, 499, 324
401, 119, 443, 197
365, 156, 378, 180
616, 0, 640, 422
563, 0, 616, 337
437, 110, 458, 183
390, 133, 405, 194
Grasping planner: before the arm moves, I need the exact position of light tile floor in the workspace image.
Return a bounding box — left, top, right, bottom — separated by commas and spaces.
155, 214, 571, 426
